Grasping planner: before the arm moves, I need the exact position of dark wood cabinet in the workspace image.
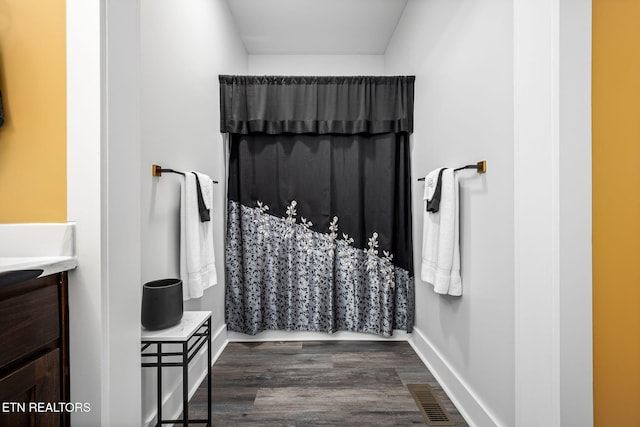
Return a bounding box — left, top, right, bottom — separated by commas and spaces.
0, 349, 60, 427
0, 272, 70, 427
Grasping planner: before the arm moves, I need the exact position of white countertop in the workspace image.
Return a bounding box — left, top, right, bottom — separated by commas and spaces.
0, 256, 78, 276
0, 222, 78, 278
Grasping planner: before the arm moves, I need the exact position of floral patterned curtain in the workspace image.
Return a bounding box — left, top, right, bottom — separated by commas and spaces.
221, 76, 414, 337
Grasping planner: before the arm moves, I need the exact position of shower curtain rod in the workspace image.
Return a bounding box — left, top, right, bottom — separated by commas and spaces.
417, 160, 486, 181
152, 164, 219, 183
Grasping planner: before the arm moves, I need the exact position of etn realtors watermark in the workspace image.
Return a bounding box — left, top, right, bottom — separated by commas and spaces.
2, 401, 91, 414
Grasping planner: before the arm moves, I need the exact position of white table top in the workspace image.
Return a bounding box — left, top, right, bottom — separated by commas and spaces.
141, 311, 211, 342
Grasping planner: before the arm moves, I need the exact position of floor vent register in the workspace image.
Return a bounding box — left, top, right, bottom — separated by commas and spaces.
407, 384, 456, 426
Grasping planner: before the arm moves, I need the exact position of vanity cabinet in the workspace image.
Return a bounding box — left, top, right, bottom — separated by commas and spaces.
0, 272, 70, 427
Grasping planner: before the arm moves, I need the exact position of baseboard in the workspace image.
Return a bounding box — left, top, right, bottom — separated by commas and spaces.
142, 323, 228, 427
227, 329, 410, 342
408, 326, 501, 427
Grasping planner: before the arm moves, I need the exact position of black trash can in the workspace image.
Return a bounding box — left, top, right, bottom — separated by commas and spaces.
141, 278, 184, 330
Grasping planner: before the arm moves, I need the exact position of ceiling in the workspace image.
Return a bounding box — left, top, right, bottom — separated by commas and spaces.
225, 0, 408, 55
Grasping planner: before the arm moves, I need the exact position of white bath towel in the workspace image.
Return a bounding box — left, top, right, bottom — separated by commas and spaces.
420, 168, 443, 285
180, 172, 217, 300
421, 168, 462, 296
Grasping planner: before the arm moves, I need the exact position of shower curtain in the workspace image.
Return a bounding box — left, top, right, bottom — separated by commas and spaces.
220, 75, 415, 337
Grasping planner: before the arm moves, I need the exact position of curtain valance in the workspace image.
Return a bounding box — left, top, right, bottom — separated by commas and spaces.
219, 75, 415, 135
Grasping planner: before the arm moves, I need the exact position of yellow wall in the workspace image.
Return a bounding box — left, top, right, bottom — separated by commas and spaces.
0, 0, 66, 223
593, 1, 640, 425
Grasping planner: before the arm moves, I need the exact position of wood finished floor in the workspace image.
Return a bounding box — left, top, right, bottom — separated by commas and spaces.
188, 341, 469, 426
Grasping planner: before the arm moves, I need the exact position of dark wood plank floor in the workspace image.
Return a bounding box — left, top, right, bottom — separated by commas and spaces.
188, 341, 469, 426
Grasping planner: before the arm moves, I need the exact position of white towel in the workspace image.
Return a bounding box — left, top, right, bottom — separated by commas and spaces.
420, 168, 444, 285
421, 168, 462, 296
180, 172, 217, 300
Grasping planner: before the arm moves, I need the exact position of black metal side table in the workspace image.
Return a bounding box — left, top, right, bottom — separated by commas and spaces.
142, 311, 212, 426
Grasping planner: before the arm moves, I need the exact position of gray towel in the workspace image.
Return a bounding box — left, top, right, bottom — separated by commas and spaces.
426, 168, 446, 213
192, 172, 211, 222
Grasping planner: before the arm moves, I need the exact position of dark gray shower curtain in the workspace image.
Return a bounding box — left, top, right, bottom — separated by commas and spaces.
220, 75, 415, 337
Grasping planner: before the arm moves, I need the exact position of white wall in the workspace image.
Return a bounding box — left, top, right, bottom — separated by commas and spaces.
67, 1, 105, 425
103, 1, 143, 426
513, 0, 592, 426
66, 0, 591, 424
140, 0, 247, 424
558, 1, 592, 424
68, 0, 142, 426
249, 54, 384, 75
385, 1, 514, 425
387, 1, 592, 426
